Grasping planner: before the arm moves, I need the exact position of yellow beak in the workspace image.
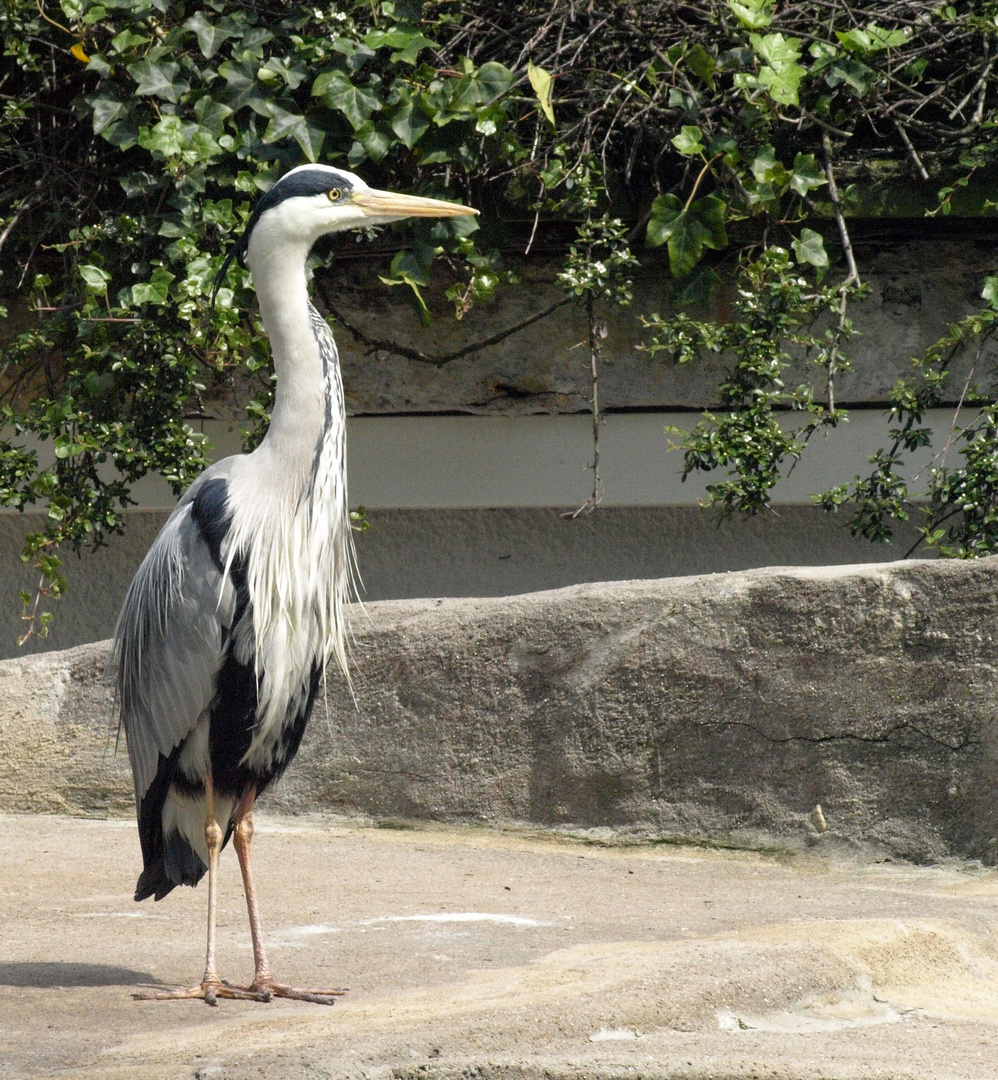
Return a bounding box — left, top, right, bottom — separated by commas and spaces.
351, 189, 479, 219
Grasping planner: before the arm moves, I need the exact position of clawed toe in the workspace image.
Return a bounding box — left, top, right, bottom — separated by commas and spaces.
133, 975, 347, 1006
249, 978, 348, 1006
132, 978, 269, 1005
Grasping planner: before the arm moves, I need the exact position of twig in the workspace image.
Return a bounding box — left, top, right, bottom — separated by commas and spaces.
893, 119, 929, 181
948, 49, 994, 121
683, 153, 723, 212
324, 295, 574, 367
563, 293, 603, 518
821, 133, 861, 416
821, 133, 859, 288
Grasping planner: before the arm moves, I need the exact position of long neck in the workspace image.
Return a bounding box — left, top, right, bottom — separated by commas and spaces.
246, 229, 330, 472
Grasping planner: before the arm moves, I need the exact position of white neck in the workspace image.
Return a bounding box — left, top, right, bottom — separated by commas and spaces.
246, 223, 329, 474
223, 208, 355, 748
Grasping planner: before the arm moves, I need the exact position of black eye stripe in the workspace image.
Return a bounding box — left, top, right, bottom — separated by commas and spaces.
253, 170, 355, 217
212, 169, 357, 301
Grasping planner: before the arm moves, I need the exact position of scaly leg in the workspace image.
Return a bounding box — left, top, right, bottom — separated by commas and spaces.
229, 784, 347, 1005
134, 772, 266, 1005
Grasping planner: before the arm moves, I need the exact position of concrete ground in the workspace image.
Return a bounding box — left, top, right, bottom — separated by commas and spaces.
2, 814, 998, 1080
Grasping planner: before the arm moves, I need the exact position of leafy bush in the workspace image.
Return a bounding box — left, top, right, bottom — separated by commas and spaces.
3, 0, 998, 638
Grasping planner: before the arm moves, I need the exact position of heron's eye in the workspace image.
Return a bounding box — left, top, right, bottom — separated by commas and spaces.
327, 188, 342, 202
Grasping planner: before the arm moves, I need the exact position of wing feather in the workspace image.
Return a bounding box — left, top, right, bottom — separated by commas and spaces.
111, 488, 237, 803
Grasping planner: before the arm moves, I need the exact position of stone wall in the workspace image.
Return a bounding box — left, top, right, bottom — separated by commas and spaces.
4, 557, 997, 863
1, 222, 994, 659
326, 224, 998, 416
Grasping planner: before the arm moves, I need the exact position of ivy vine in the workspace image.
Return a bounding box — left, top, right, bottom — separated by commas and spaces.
3, 0, 998, 640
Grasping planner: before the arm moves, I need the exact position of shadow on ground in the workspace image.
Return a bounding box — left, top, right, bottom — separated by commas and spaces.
0, 962, 156, 988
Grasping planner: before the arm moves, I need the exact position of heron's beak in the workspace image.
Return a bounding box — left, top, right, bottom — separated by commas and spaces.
352, 189, 479, 219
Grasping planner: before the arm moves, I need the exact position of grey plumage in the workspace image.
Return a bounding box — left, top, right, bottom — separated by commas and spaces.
110, 164, 477, 1004
113, 464, 238, 804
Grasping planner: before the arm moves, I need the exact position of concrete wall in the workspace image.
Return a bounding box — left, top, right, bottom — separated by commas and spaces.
328, 228, 998, 415
4, 558, 997, 863
1, 226, 991, 658
0, 504, 924, 659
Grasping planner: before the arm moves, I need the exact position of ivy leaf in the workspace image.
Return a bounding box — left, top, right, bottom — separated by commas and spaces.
110, 30, 149, 54
379, 250, 432, 326
751, 145, 789, 187
364, 28, 438, 65
792, 228, 829, 269
527, 61, 556, 127
260, 56, 306, 90
789, 153, 826, 195
808, 41, 839, 70
88, 95, 129, 135
389, 101, 430, 148
982, 277, 998, 309
838, 24, 908, 53
671, 125, 704, 156
449, 75, 484, 112
822, 57, 873, 95
138, 116, 221, 164
84, 52, 112, 77
312, 70, 380, 129
193, 96, 234, 136
262, 105, 305, 143
726, 0, 772, 27
217, 59, 268, 114
684, 43, 715, 88
78, 264, 111, 291
261, 106, 325, 161
294, 118, 326, 162
759, 61, 803, 105
750, 33, 805, 106
750, 32, 802, 66
183, 11, 240, 58
351, 120, 392, 164
131, 266, 175, 306
127, 58, 188, 103
394, 35, 437, 65
646, 194, 727, 277
475, 61, 514, 102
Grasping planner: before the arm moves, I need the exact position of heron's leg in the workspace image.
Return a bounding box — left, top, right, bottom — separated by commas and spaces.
232, 785, 271, 981
230, 785, 347, 1006
134, 773, 266, 1005
200, 771, 225, 988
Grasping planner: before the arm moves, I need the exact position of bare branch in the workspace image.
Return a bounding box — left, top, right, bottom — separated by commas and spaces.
324, 295, 575, 367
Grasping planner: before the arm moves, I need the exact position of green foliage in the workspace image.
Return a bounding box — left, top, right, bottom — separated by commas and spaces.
558, 214, 639, 307
1, 0, 526, 635
818, 287, 998, 556
4, 0, 998, 641
646, 194, 727, 278
641, 248, 863, 513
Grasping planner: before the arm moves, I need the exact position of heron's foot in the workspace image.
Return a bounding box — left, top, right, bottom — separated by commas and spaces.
133, 977, 269, 1006
234, 975, 348, 1006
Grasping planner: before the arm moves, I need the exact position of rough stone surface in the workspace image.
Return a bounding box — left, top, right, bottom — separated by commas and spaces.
321, 234, 998, 416
2, 557, 997, 863
4, 813, 998, 1080
0, 504, 925, 660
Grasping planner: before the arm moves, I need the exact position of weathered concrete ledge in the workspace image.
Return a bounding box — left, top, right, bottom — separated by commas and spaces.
2, 558, 997, 862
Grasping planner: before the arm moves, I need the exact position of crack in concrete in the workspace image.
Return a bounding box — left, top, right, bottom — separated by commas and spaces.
698, 718, 975, 753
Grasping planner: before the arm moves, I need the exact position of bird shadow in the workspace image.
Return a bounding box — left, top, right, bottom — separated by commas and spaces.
0, 962, 157, 988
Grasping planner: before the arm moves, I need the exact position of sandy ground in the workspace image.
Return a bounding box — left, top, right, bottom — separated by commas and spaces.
2, 813, 998, 1080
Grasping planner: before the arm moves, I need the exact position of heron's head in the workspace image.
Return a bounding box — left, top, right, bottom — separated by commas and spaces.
212, 165, 478, 304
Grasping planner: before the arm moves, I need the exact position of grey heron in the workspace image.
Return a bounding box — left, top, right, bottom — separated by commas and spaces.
111, 165, 477, 1005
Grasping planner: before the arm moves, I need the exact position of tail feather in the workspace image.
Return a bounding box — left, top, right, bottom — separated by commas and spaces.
135, 830, 207, 901
135, 861, 178, 902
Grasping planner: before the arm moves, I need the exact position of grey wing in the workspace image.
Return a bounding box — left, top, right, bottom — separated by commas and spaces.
110, 495, 237, 803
